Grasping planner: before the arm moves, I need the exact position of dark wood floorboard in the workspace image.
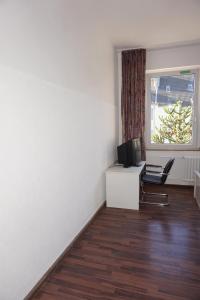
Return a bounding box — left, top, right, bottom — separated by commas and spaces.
31, 185, 200, 300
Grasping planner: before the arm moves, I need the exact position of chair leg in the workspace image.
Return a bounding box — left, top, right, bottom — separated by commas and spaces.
140, 183, 170, 206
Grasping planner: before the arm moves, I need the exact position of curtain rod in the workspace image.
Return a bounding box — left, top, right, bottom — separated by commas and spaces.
115, 41, 200, 53
116, 47, 143, 53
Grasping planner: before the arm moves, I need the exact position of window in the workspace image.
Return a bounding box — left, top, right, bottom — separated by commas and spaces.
146, 69, 199, 150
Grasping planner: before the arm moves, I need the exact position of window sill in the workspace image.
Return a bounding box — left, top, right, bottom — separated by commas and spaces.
146, 148, 200, 151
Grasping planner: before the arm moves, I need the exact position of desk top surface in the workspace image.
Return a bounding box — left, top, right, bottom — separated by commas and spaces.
106, 161, 145, 174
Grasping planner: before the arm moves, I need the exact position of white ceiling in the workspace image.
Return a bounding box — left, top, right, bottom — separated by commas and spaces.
73, 0, 200, 49
1, 0, 200, 50
0, 0, 199, 88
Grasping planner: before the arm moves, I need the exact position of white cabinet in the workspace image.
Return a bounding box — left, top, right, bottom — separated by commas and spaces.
106, 162, 145, 210
194, 170, 200, 208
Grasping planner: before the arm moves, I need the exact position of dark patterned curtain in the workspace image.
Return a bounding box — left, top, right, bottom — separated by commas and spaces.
121, 49, 146, 160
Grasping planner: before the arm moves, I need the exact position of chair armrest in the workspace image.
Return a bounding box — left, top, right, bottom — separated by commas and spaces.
144, 170, 170, 176
144, 170, 161, 174
160, 172, 170, 176
145, 164, 162, 168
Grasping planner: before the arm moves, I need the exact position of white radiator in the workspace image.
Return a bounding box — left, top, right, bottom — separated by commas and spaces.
157, 155, 200, 185
183, 157, 200, 182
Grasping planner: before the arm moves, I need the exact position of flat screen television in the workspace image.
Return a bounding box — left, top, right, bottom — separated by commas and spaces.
117, 138, 142, 168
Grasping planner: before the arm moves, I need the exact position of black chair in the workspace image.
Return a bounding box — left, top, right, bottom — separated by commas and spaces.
140, 158, 175, 206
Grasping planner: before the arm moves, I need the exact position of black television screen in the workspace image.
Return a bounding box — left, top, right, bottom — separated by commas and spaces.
117, 138, 142, 167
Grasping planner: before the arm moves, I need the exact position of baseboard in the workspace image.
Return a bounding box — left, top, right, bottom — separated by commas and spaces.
164, 184, 193, 189
145, 183, 193, 189
24, 201, 106, 300
166, 179, 194, 186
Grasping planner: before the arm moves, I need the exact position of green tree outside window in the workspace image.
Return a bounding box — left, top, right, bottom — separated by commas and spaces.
152, 100, 192, 144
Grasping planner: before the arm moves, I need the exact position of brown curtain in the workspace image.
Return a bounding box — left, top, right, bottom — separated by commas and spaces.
121, 48, 146, 160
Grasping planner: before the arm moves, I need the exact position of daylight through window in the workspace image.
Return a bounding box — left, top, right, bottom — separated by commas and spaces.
146, 69, 198, 149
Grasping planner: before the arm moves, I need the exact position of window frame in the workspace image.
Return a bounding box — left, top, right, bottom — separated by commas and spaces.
145, 68, 200, 150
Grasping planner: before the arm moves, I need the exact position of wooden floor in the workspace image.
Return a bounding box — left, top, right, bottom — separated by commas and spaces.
31, 185, 200, 300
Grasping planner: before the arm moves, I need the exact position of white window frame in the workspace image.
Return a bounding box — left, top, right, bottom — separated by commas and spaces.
145, 68, 200, 150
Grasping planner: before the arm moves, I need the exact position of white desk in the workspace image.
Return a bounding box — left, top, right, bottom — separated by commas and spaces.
106, 162, 145, 210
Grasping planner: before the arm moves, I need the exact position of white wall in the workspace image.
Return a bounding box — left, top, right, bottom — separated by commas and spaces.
0, 2, 116, 300
116, 43, 200, 185
147, 43, 200, 70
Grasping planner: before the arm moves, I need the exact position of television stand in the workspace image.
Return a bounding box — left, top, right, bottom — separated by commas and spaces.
106, 161, 145, 210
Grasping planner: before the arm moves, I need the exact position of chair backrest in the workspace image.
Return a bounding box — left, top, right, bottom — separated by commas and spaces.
161, 158, 175, 184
